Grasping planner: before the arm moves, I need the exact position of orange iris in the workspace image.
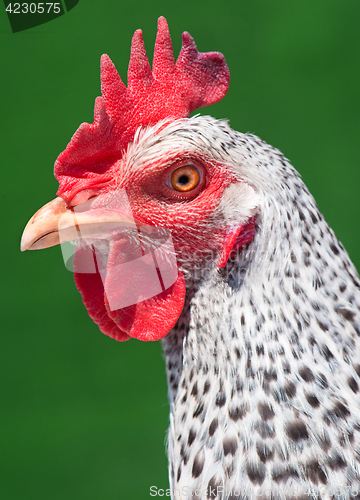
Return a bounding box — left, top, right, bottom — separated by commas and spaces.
170, 166, 200, 192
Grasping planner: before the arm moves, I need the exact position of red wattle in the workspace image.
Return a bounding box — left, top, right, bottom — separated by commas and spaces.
105, 271, 186, 341
103, 237, 186, 341
73, 246, 130, 342
73, 235, 186, 342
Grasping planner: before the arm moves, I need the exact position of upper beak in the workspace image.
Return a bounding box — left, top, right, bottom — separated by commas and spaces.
21, 197, 136, 251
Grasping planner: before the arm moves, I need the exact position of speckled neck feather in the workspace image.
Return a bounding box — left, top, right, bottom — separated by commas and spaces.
162, 121, 360, 500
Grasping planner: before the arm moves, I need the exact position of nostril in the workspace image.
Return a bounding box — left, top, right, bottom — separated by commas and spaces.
68, 190, 98, 207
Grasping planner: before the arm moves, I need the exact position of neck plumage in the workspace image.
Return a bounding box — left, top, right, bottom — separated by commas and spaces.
161, 189, 360, 499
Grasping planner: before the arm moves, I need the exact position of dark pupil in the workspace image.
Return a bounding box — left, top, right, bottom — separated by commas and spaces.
178, 174, 190, 185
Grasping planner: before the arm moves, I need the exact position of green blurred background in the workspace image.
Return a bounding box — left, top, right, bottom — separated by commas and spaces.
1, 1, 360, 499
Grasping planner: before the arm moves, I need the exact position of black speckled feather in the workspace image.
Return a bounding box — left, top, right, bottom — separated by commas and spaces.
152, 116, 360, 500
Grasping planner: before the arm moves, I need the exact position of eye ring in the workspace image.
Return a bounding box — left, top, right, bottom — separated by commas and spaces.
170, 165, 200, 192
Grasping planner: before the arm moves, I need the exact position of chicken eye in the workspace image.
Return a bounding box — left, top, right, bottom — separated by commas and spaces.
170, 166, 200, 192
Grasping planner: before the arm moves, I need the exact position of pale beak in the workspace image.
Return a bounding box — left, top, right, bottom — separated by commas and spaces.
21, 197, 136, 251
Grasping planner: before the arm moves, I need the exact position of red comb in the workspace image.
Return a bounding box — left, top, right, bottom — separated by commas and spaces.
55, 17, 230, 201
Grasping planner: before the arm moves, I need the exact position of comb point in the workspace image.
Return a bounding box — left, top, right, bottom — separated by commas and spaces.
153, 16, 175, 78
100, 54, 127, 119
128, 28, 153, 88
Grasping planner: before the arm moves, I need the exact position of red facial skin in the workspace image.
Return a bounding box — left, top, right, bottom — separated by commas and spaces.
68, 155, 254, 342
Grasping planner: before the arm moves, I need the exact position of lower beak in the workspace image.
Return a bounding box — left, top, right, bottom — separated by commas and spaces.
21, 197, 136, 251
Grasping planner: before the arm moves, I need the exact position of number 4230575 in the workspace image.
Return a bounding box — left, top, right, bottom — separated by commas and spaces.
5, 3, 61, 14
